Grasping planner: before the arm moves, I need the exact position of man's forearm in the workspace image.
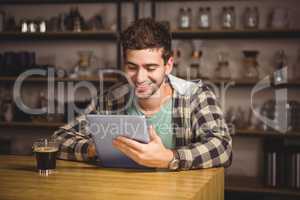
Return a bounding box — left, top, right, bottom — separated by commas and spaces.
176, 137, 232, 170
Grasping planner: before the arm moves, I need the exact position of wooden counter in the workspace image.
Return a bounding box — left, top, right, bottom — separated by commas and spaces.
0, 155, 224, 200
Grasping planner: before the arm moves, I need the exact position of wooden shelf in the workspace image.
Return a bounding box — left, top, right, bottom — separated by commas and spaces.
171, 29, 300, 39
201, 77, 259, 85
0, 121, 64, 128
1, 30, 299, 41
0, 0, 132, 4
226, 175, 300, 196
183, 77, 300, 87
234, 129, 300, 138
0, 31, 118, 41
0, 76, 119, 82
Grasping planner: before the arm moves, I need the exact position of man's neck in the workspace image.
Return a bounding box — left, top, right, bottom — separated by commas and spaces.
137, 82, 173, 116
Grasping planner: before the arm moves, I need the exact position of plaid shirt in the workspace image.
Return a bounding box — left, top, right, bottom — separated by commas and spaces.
52, 75, 232, 170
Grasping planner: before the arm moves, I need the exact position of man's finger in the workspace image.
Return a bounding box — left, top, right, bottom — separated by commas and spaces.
113, 141, 140, 162
114, 136, 144, 152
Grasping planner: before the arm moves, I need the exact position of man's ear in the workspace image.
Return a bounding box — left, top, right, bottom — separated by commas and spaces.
165, 57, 174, 75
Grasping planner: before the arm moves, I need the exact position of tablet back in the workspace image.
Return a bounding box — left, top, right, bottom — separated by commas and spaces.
87, 114, 151, 169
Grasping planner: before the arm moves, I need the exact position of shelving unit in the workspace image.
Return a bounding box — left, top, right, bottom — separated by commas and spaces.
0, 0, 133, 4
176, 76, 300, 87
0, 0, 128, 69
171, 29, 300, 40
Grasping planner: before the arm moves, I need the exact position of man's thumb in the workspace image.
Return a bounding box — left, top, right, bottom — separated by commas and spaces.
148, 125, 158, 141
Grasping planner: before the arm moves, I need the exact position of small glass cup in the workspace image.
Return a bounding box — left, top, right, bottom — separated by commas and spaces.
33, 138, 59, 176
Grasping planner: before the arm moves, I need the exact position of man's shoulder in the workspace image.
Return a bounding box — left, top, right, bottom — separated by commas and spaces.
168, 75, 212, 97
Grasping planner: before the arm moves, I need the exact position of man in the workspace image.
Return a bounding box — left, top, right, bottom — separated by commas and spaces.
52, 18, 232, 170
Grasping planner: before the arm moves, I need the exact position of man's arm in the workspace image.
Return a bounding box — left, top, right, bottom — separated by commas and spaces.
175, 85, 232, 170
52, 100, 98, 161
52, 82, 131, 161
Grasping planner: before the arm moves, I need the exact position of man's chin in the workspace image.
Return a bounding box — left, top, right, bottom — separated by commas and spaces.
135, 92, 152, 99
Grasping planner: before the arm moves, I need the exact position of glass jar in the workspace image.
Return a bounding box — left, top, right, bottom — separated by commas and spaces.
20, 19, 28, 33
242, 50, 259, 79
270, 7, 289, 29
28, 20, 38, 33
198, 7, 211, 29
189, 50, 202, 79
75, 50, 94, 77
221, 6, 236, 29
215, 51, 230, 79
178, 7, 191, 29
244, 6, 259, 29
39, 20, 47, 33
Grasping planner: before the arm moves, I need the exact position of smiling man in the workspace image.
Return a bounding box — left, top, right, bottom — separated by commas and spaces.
52, 18, 232, 170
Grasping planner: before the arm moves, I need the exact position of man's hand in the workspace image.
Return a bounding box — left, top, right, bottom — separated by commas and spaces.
112, 126, 174, 168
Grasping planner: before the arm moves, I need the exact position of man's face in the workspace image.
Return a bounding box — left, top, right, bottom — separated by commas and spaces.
124, 48, 173, 99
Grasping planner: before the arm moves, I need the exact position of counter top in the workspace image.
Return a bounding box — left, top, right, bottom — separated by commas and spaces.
0, 155, 224, 200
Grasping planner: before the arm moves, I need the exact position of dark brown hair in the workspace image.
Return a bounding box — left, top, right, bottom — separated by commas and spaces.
121, 18, 172, 65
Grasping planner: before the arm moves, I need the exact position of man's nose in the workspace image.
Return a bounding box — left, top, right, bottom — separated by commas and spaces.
136, 68, 147, 83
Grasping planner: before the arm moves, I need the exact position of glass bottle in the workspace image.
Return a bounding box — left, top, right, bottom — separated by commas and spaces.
178, 7, 191, 29
20, 18, 28, 33
215, 51, 230, 79
198, 7, 211, 29
28, 20, 37, 33
72, 7, 82, 32
190, 50, 202, 79
221, 6, 236, 29
244, 6, 259, 29
242, 50, 259, 79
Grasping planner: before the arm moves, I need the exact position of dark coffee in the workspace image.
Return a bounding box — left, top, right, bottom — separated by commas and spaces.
34, 147, 58, 170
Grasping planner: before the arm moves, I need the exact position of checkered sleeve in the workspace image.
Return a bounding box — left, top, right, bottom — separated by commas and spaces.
176, 85, 232, 170
52, 99, 98, 161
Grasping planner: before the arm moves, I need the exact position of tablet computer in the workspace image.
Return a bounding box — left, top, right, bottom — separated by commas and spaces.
87, 114, 151, 169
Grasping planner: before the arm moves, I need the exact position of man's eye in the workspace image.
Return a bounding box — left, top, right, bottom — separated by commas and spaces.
127, 65, 137, 70
147, 67, 156, 71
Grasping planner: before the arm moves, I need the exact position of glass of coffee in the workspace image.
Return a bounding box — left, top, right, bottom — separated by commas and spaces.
33, 138, 59, 176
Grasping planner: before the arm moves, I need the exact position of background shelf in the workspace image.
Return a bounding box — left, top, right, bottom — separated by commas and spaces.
0, 0, 132, 4
0, 75, 119, 82
0, 31, 118, 41
171, 29, 300, 39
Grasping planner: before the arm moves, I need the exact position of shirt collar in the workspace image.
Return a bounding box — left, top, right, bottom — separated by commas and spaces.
166, 74, 202, 96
